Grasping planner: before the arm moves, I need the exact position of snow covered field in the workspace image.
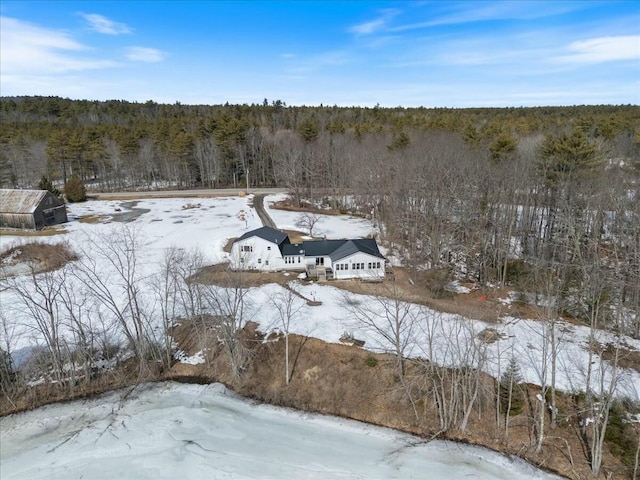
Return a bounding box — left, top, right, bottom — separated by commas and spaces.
0, 381, 562, 480
1, 195, 639, 401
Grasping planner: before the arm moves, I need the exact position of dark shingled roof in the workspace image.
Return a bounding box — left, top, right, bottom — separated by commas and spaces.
282, 238, 385, 261
299, 239, 347, 257
236, 227, 385, 261
330, 238, 384, 262
282, 243, 307, 256
235, 226, 288, 245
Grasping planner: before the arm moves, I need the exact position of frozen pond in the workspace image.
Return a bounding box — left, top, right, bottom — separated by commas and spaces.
0, 382, 562, 480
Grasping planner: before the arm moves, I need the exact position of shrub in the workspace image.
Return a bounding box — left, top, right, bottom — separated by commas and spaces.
605, 400, 640, 468
504, 259, 531, 285
364, 355, 378, 368
64, 175, 87, 202
423, 268, 454, 299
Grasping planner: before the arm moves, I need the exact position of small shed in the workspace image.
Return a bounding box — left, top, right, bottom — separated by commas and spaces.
0, 189, 68, 230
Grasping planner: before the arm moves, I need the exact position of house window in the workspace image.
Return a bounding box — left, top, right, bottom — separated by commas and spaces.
265, 260, 269, 266
258, 258, 262, 264
297, 257, 300, 263
242, 245, 253, 252
267, 246, 271, 250
368, 262, 372, 269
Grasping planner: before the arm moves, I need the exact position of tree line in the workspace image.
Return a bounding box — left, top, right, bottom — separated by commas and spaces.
0, 96, 637, 190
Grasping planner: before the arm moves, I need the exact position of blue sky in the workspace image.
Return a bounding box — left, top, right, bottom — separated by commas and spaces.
1, 1, 638, 107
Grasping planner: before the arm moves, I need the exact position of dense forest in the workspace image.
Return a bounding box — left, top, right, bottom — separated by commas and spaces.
1, 96, 639, 337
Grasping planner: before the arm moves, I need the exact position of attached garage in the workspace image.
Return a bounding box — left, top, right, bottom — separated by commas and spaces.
0, 189, 68, 230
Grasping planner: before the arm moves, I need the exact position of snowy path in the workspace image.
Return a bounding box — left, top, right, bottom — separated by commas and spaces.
0, 382, 562, 480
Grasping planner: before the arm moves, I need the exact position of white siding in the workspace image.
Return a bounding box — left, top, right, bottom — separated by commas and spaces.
230, 237, 285, 271
230, 232, 385, 280
282, 255, 306, 271
332, 252, 384, 280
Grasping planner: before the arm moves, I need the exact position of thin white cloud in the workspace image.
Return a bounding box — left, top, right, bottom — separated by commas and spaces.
80, 13, 132, 35
554, 35, 640, 64
125, 46, 167, 62
391, 1, 587, 31
281, 53, 296, 58
0, 16, 117, 74
349, 8, 400, 35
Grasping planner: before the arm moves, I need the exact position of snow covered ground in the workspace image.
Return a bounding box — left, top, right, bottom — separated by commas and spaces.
0, 381, 562, 480
1, 195, 639, 401
0, 196, 261, 265
264, 193, 375, 239
248, 283, 640, 400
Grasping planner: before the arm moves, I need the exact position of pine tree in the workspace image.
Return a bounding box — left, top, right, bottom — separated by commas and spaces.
297, 117, 319, 143
500, 357, 525, 416
37, 175, 61, 198
536, 129, 602, 187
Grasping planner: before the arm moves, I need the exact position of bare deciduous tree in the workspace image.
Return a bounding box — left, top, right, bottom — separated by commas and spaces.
270, 283, 307, 385
5, 265, 66, 384
417, 311, 489, 433
73, 225, 158, 378
341, 283, 417, 382
295, 212, 322, 237
154, 247, 206, 368
202, 270, 254, 379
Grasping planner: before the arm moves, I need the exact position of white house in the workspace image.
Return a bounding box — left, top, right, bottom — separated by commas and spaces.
230, 226, 385, 280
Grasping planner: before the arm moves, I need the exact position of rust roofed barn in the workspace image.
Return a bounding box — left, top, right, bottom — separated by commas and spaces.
0, 189, 68, 230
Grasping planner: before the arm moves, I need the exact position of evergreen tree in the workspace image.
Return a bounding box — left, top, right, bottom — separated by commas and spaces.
536, 129, 602, 186
387, 131, 410, 151
64, 174, 87, 202
500, 357, 525, 416
489, 133, 517, 164
37, 175, 61, 198
297, 117, 319, 143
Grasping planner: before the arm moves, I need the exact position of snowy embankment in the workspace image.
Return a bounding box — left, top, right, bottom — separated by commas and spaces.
1, 195, 639, 401
248, 283, 640, 401
0, 381, 562, 480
